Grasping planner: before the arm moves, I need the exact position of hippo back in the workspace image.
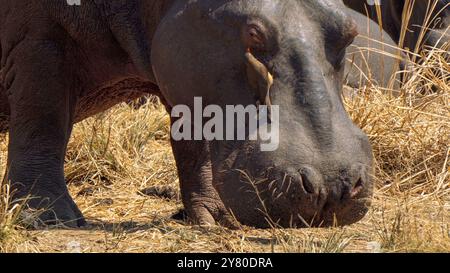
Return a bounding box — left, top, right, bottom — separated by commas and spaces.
344, 7, 403, 89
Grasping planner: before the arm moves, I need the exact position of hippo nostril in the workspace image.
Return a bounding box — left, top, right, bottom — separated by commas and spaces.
300, 173, 316, 194
350, 178, 364, 199
340, 177, 364, 201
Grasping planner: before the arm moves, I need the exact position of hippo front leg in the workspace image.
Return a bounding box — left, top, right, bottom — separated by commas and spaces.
4, 39, 85, 227
170, 133, 238, 228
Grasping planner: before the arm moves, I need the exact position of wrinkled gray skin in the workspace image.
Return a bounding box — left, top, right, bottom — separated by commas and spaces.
0, 0, 373, 228
344, 0, 450, 52
344, 7, 403, 88
0, 85, 7, 132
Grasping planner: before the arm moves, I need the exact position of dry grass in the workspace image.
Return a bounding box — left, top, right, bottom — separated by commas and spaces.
0, 12, 449, 253
0, 148, 40, 252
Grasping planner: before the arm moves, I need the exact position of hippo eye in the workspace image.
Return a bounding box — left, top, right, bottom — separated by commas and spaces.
249, 28, 262, 42
242, 23, 268, 51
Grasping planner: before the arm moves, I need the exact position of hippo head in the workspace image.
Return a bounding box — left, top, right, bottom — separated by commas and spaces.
152, 0, 374, 228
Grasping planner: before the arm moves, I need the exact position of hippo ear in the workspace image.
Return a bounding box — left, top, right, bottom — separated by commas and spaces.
244, 51, 274, 108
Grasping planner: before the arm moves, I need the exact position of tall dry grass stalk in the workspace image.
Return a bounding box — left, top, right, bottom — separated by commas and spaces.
0, 178, 40, 252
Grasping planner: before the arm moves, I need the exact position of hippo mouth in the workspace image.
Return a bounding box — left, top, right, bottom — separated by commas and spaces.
317, 195, 372, 227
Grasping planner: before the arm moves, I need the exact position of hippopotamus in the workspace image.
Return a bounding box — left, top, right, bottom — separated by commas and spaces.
0, 85, 8, 133
0, 0, 374, 228
344, 7, 403, 88
344, 0, 450, 53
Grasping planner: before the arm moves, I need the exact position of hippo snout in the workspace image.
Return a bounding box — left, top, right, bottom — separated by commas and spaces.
264, 162, 372, 227
267, 166, 326, 211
